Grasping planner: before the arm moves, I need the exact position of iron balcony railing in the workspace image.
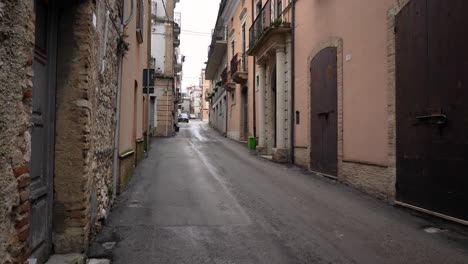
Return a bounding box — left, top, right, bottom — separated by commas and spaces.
230, 53, 248, 76
249, 0, 289, 50
208, 26, 228, 58
221, 67, 228, 86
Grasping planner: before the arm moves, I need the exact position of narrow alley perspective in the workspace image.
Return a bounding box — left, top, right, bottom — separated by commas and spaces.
1, 0, 468, 263
86, 121, 468, 264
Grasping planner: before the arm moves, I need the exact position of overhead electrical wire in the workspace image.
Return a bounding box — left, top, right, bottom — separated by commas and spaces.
181, 30, 211, 35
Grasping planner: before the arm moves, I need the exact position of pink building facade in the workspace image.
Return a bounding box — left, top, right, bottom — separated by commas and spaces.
207, 0, 468, 224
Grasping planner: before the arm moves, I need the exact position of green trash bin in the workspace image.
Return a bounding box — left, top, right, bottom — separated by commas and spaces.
248, 136, 256, 150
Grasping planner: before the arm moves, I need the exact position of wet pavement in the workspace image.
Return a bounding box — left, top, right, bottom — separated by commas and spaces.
90, 121, 468, 264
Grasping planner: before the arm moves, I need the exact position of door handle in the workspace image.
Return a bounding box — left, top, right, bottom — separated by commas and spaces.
317, 110, 335, 117
415, 114, 447, 125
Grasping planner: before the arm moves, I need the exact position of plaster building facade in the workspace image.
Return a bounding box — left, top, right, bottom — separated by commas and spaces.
118, 0, 152, 194
206, 0, 468, 224
179, 93, 191, 115
151, 0, 181, 137
200, 70, 211, 121
0, 0, 152, 262
292, 0, 468, 224
224, 0, 253, 142
189, 86, 203, 118
248, 0, 292, 162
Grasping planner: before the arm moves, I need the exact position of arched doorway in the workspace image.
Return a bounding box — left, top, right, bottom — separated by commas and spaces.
310, 47, 338, 176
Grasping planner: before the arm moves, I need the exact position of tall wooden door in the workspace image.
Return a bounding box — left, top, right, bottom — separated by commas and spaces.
396, 0, 468, 222
310, 47, 338, 176
241, 87, 248, 140
30, 0, 57, 261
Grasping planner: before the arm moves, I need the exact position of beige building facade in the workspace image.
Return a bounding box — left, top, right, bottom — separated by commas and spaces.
207, 0, 468, 224
151, 0, 181, 137
206, 0, 254, 140
118, 0, 152, 193
248, 0, 293, 162
200, 70, 211, 121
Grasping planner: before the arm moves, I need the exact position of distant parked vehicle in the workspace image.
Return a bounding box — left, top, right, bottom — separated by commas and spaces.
189, 114, 197, 119
178, 113, 189, 123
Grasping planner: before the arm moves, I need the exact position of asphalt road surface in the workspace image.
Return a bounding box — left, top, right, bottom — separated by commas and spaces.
91, 121, 468, 264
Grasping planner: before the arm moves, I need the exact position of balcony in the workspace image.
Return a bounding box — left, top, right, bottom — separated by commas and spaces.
205, 26, 228, 80
174, 23, 181, 35
221, 66, 235, 91
230, 53, 248, 84
173, 37, 180, 47
205, 90, 214, 101
174, 62, 182, 73
247, 0, 291, 56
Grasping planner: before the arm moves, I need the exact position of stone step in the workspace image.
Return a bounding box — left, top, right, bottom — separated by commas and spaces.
44, 254, 85, 264
87, 259, 111, 264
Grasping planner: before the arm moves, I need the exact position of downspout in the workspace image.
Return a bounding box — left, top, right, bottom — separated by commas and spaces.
113, 0, 134, 196
251, 0, 256, 138
289, 0, 296, 164
100, 10, 110, 76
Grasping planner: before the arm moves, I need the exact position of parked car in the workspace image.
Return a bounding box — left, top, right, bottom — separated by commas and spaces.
189, 114, 197, 119
178, 113, 189, 123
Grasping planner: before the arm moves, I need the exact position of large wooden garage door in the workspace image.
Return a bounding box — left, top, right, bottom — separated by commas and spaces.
396, 0, 468, 222
310, 47, 338, 176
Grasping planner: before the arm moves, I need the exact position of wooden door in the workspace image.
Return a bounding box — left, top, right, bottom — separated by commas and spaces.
310, 47, 338, 176
30, 0, 57, 260
396, 0, 468, 221
241, 87, 248, 140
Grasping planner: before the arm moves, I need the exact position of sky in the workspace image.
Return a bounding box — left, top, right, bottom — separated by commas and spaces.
175, 0, 221, 92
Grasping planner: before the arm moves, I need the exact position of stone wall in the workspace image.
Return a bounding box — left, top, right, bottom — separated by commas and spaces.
0, 0, 35, 262
155, 78, 174, 137
91, 0, 120, 236
53, 0, 120, 253
0, 0, 134, 260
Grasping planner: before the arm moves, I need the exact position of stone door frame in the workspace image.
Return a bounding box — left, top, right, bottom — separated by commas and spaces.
306, 37, 344, 179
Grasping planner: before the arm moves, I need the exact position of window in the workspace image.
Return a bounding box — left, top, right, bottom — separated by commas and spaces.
256, 1, 262, 17
136, 0, 144, 43
231, 39, 235, 58
242, 23, 246, 54
277, 0, 282, 18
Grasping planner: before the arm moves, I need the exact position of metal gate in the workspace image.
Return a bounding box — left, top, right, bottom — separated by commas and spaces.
30, 0, 57, 260
310, 47, 338, 176
396, 0, 468, 222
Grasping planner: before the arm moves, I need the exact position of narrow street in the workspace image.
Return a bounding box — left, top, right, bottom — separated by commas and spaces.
90, 121, 468, 264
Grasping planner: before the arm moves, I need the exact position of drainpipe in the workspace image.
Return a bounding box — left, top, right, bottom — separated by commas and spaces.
289, 0, 296, 164
113, 0, 134, 196
100, 10, 110, 76
251, 0, 256, 138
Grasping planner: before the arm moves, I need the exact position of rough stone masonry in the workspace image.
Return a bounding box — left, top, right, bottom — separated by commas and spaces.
0, 0, 122, 262
0, 0, 36, 262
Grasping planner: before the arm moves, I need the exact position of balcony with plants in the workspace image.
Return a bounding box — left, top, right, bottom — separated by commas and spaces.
247, 0, 291, 56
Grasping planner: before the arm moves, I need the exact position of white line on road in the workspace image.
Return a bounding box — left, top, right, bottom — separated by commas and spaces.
186, 139, 252, 225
